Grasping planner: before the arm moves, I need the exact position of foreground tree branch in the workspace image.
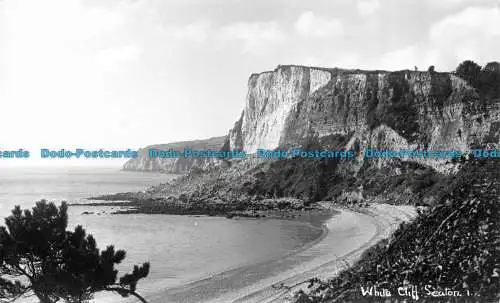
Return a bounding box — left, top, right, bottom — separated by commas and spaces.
0, 200, 151, 303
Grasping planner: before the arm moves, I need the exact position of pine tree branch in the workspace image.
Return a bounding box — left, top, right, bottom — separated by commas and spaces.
104, 286, 149, 303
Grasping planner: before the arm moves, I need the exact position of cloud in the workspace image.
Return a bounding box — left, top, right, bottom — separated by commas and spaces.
160, 19, 284, 53
220, 21, 285, 53
425, 0, 481, 9
3, 0, 132, 69
1, 0, 141, 148
375, 44, 440, 71
430, 6, 500, 38
95, 45, 143, 72
294, 11, 343, 37
378, 45, 419, 70
297, 53, 359, 69
332, 53, 360, 68
4, 0, 124, 46
301, 56, 322, 67
424, 0, 500, 10
375, 5, 500, 71
428, 5, 500, 66
357, 0, 380, 16
432, 0, 464, 5
164, 20, 211, 43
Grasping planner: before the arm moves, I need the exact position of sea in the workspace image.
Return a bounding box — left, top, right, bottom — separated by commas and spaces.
0, 166, 325, 302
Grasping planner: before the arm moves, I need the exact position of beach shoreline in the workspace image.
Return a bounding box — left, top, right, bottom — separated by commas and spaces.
141, 210, 334, 303
146, 203, 416, 303
228, 204, 417, 303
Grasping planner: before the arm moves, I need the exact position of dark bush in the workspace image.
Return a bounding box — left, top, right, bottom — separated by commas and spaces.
479, 61, 500, 103
456, 60, 482, 89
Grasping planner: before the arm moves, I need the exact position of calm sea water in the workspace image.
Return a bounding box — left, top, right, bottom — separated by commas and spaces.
0, 167, 323, 302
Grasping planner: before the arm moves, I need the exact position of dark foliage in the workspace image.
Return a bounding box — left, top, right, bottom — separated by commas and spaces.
479, 62, 500, 103
0, 201, 150, 303
430, 71, 453, 107
456, 60, 482, 89
247, 134, 351, 202
455, 60, 500, 104
368, 71, 421, 142
304, 158, 500, 302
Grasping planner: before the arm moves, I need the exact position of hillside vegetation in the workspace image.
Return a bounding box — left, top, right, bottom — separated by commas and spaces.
297, 158, 500, 302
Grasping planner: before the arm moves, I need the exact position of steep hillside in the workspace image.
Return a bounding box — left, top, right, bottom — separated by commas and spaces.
300, 158, 500, 302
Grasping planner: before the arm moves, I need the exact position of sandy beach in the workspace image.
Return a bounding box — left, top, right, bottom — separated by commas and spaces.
150, 204, 417, 303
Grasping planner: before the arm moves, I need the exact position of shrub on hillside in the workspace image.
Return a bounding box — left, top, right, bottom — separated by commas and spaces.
456, 60, 482, 89
479, 62, 500, 102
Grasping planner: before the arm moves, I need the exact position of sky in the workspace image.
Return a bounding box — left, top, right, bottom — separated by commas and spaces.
0, 0, 499, 166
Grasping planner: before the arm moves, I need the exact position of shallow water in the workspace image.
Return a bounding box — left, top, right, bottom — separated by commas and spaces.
0, 167, 324, 302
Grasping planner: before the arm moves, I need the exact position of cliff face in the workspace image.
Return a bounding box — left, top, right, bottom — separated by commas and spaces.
227, 65, 500, 172
123, 136, 226, 173
125, 64, 499, 174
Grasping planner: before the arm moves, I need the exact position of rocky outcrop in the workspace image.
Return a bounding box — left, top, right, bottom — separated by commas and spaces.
226, 65, 500, 173
122, 136, 226, 173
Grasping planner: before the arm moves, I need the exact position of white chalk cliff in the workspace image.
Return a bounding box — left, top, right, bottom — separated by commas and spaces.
225, 65, 499, 172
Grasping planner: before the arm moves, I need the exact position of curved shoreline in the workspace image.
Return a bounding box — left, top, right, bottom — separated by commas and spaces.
144, 212, 333, 303
227, 204, 417, 303
148, 204, 416, 303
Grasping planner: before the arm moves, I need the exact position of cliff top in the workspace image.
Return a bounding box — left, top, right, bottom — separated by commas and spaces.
248, 64, 454, 80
